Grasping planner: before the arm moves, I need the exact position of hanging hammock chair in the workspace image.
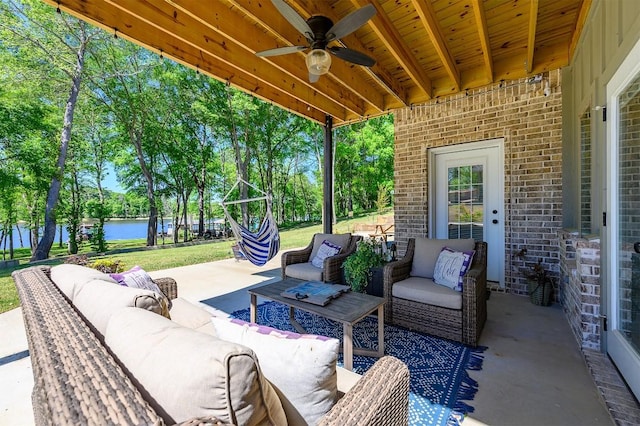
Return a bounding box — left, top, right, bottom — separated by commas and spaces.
221, 178, 280, 267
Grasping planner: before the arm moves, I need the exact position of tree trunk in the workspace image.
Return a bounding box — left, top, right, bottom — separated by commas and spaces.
130, 129, 157, 247
197, 184, 205, 235
31, 41, 86, 261
182, 191, 189, 243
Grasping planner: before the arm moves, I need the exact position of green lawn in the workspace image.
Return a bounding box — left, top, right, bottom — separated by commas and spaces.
0, 211, 391, 313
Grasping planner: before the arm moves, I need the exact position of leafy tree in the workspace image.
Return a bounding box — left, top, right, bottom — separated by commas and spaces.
89, 41, 164, 246
334, 115, 394, 216
0, 0, 103, 260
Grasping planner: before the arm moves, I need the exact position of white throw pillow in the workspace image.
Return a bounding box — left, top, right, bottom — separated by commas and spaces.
110, 265, 161, 292
110, 265, 172, 314
410, 238, 475, 279
311, 240, 342, 268
432, 247, 475, 291
211, 316, 339, 426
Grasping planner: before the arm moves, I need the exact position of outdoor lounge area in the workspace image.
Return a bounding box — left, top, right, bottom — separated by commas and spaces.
4, 0, 640, 424
1, 255, 637, 425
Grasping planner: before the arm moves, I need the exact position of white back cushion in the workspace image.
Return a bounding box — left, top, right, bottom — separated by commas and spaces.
50, 264, 117, 300
73, 279, 168, 336
309, 233, 351, 260
410, 238, 475, 278
106, 308, 286, 426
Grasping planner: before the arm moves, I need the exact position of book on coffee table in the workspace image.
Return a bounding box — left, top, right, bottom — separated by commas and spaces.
281, 281, 351, 306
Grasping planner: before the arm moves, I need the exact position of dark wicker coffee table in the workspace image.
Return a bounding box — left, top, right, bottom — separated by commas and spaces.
248, 278, 385, 371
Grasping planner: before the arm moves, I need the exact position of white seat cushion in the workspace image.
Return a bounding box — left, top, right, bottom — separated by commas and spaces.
285, 262, 324, 281
392, 276, 462, 310
410, 238, 475, 278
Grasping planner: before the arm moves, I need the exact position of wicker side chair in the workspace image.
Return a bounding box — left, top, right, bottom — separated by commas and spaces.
383, 238, 488, 346
282, 233, 362, 284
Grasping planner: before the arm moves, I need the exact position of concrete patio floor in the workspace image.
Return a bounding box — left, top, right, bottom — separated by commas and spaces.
0, 255, 623, 425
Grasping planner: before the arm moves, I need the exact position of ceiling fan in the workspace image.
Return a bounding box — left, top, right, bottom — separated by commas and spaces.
256, 0, 376, 83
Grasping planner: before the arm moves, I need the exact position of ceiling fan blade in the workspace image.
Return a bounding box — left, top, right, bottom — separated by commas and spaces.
309, 72, 320, 83
270, 0, 313, 39
328, 46, 376, 67
326, 4, 376, 41
256, 45, 307, 57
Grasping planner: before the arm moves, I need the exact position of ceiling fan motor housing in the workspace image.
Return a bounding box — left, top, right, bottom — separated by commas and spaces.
306, 15, 334, 49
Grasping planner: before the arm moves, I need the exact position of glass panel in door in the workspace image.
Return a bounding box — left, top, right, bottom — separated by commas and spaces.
616, 72, 640, 353
447, 164, 484, 241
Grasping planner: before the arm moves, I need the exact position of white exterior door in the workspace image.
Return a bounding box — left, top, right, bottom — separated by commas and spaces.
431, 139, 505, 286
606, 36, 640, 400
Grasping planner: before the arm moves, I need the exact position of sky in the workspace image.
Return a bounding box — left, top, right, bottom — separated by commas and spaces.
101, 164, 123, 193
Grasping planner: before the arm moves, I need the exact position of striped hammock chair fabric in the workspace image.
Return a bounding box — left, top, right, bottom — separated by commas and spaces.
221, 179, 280, 267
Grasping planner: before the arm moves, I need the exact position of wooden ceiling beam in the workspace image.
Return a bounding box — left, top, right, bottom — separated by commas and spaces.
569, 0, 592, 61
218, 0, 386, 115
471, 0, 494, 84
351, 0, 433, 100
526, 0, 539, 74
496, 41, 568, 80
410, 0, 461, 92
50, 0, 336, 123
105, 0, 360, 118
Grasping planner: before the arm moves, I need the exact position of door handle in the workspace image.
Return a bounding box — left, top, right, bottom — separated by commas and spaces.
635, 242, 640, 254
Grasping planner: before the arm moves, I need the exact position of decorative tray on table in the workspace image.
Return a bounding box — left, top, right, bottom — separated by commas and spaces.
281, 281, 351, 306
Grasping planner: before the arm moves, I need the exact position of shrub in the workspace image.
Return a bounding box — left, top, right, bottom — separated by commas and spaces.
64, 255, 124, 273
90, 259, 124, 274
65, 254, 89, 266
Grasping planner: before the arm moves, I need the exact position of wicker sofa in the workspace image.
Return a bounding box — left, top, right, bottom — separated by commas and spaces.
383, 238, 488, 347
13, 265, 410, 426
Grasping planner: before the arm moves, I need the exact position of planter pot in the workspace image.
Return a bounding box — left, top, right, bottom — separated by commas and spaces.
365, 266, 384, 297
343, 266, 384, 297
527, 278, 552, 306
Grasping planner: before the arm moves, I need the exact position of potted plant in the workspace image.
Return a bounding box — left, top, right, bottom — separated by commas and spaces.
525, 258, 553, 306
342, 239, 385, 293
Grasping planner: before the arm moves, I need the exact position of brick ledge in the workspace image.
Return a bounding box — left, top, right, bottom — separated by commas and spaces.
583, 349, 640, 425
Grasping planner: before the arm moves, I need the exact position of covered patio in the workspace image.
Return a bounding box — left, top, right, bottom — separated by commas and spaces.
0, 256, 620, 424
12, 0, 640, 423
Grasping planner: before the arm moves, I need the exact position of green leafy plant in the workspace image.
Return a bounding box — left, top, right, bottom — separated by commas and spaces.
342, 239, 385, 293
64, 255, 123, 273
90, 258, 124, 274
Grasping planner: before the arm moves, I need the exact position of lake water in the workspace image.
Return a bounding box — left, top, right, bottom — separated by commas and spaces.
6, 219, 166, 249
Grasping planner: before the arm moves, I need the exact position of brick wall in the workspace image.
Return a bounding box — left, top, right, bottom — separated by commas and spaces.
559, 230, 602, 350
393, 71, 563, 294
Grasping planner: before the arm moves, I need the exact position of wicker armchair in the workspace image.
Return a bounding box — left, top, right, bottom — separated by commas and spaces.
282, 233, 362, 284
383, 238, 488, 346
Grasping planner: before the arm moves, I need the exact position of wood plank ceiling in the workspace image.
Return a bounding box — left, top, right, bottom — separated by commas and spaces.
45, 0, 591, 126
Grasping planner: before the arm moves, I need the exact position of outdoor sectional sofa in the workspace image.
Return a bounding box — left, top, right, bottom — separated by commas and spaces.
12, 264, 410, 426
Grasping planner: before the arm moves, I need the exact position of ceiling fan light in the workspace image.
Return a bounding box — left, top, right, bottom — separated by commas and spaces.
306, 49, 332, 75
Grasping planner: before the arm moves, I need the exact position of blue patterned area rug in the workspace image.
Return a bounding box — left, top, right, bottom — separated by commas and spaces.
231, 301, 486, 426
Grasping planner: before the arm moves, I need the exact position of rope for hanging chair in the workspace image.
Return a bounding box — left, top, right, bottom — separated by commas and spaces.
221, 179, 280, 266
